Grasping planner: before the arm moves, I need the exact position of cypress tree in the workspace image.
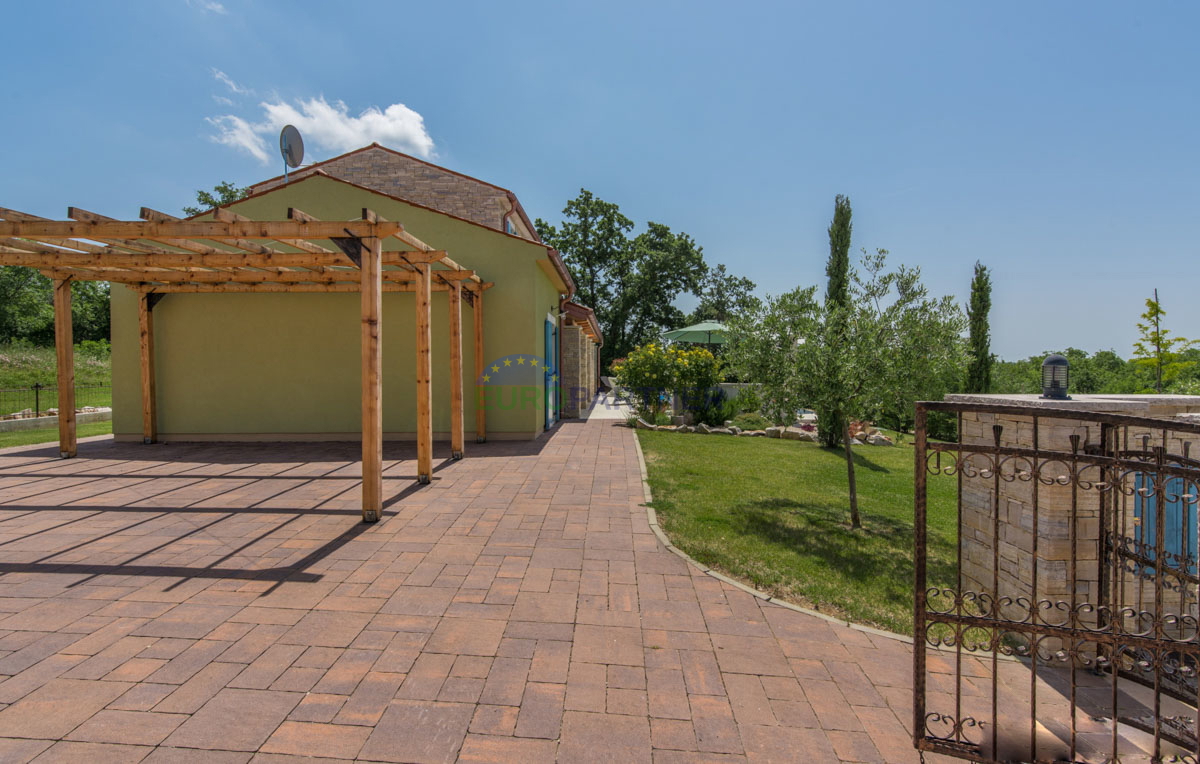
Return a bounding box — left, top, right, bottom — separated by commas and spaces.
825, 195, 852, 309
819, 195, 852, 450
965, 261, 993, 393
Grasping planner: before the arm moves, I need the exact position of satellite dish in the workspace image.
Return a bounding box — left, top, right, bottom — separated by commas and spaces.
279, 125, 304, 169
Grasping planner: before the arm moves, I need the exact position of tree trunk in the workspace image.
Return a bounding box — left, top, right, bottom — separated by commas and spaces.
843, 421, 861, 529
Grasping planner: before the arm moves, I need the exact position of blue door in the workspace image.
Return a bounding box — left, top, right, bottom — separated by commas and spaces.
1135, 470, 1196, 575
544, 319, 558, 430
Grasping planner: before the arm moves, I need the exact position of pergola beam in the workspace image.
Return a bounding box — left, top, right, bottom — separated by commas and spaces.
36, 268, 477, 285
128, 281, 491, 294
448, 281, 464, 459
0, 219, 404, 241
415, 263, 433, 483
1, 251, 433, 269
138, 293, 157, 444
361, 232, 383, 523
473, 287, 486, 443
54, 278, 76, 458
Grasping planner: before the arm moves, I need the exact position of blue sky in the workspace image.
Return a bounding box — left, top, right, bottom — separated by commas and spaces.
3, 2, 1197, 360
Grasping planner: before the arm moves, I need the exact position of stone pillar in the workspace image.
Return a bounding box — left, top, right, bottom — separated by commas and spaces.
952, 394, 1200, 630
559, 324, 585, 418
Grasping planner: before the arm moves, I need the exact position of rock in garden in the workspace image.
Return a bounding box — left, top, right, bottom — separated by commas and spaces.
798, 431, 819, 442
781, 428, 802, 440
697, 423, 713, 434
711, 428, 733, 435
635, 418, 657, 430
867, 433, 894, 446
729, 426, 742, 435
764, 426, 782, 439
749, 430, 766, 437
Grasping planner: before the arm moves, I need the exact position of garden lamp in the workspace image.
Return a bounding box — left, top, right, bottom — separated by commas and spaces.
1041, 354, 1070, 400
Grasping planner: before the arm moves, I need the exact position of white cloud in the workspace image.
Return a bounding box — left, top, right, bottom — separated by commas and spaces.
212, 68, 250, 96
207, 115, 269, 163
188, 0, 228, 14
207, 95, 436, 164
212, 94, 234, 106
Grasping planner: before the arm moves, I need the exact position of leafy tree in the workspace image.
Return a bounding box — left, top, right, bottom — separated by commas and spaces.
183, 181, 250, 217
0, 268, 110, 345
1133, 289, 1196, 393
537, 190, 705, 366
728, 249, 965, 529
688, 264, 760, 324
965, 261, 992, 393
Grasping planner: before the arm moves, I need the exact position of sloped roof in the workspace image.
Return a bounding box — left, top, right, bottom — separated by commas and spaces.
233, 170, 576, 298
248, 144, 541, 243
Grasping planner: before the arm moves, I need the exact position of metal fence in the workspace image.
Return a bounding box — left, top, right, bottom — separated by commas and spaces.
914, 401, 1200, 763
0, 385, 112, 419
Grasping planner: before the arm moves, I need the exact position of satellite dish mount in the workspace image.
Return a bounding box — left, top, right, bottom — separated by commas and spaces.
279, 125, 304, 183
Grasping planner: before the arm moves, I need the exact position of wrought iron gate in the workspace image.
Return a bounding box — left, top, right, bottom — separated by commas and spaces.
914, 401, 1200, 763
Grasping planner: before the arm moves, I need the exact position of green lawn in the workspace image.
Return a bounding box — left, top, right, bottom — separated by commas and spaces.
0, 420, 113, 450
638, 430, 958, 635
0, 343, 113, 415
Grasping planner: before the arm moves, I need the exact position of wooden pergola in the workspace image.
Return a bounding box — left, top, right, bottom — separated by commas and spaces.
0, 205, 493, 523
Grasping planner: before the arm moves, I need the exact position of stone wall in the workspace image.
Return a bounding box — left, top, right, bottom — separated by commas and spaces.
952, 394, 1200, 629
559, 324, 585, 418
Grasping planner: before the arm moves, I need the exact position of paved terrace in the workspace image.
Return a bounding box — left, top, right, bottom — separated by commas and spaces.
0, 415, 959, 763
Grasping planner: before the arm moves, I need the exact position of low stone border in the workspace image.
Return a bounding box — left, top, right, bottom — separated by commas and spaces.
629, 425, 912, 645
633, 417, 895, 446
0, 408, 112, 433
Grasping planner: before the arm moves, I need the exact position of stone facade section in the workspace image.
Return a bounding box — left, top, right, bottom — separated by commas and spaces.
250, 146, 534, 239
952, 394, 1200, 632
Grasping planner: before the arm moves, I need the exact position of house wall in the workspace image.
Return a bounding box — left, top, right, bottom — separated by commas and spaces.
111, 175, 562, 441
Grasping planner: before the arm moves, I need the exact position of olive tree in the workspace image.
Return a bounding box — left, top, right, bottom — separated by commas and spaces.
727, 249, 965, 528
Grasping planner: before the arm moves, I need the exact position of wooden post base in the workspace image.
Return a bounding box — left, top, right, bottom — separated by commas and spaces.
362, 510, 379, 523
417, 474, 431, 485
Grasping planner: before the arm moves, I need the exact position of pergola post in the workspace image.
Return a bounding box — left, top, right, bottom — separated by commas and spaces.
448, 281, 464, 459
473, 287, 486, 443
360, 235, 383, 522
53, 278, 76, 458
138, 293, 157, 444
415, 263, 433, 483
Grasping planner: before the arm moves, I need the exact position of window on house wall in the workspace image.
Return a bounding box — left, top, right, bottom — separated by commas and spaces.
1134, 469, 1197, 576
505, 217, 520, 236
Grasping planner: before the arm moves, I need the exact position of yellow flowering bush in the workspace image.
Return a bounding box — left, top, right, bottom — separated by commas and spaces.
614, 343, 721, 418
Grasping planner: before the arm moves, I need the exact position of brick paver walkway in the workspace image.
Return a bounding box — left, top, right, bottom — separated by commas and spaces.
0, 418, 944, 763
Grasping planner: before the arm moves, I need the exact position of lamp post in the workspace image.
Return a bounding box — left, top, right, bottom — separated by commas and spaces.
1041, 354, 1070, 400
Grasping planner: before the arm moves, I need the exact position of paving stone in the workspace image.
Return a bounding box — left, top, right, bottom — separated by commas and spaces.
358, 699, 473, 763
515, 681, 565, 738
65, 709, 187, 745
259, 720, 370, 759
457, 733, 557, 763
26, 741, 153, 763
424, 616, 506, 656
559, 710, 651, 763
0, 677, 131, 739
163, 688, 301, 751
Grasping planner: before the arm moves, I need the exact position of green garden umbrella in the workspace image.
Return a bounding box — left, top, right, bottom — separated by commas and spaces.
662, 321, 728, 345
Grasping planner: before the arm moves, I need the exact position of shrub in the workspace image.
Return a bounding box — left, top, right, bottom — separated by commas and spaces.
732, 412, 771, 430
614, 343, 722, 420
733, 385, 762, 415
692, 387, 740, 427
